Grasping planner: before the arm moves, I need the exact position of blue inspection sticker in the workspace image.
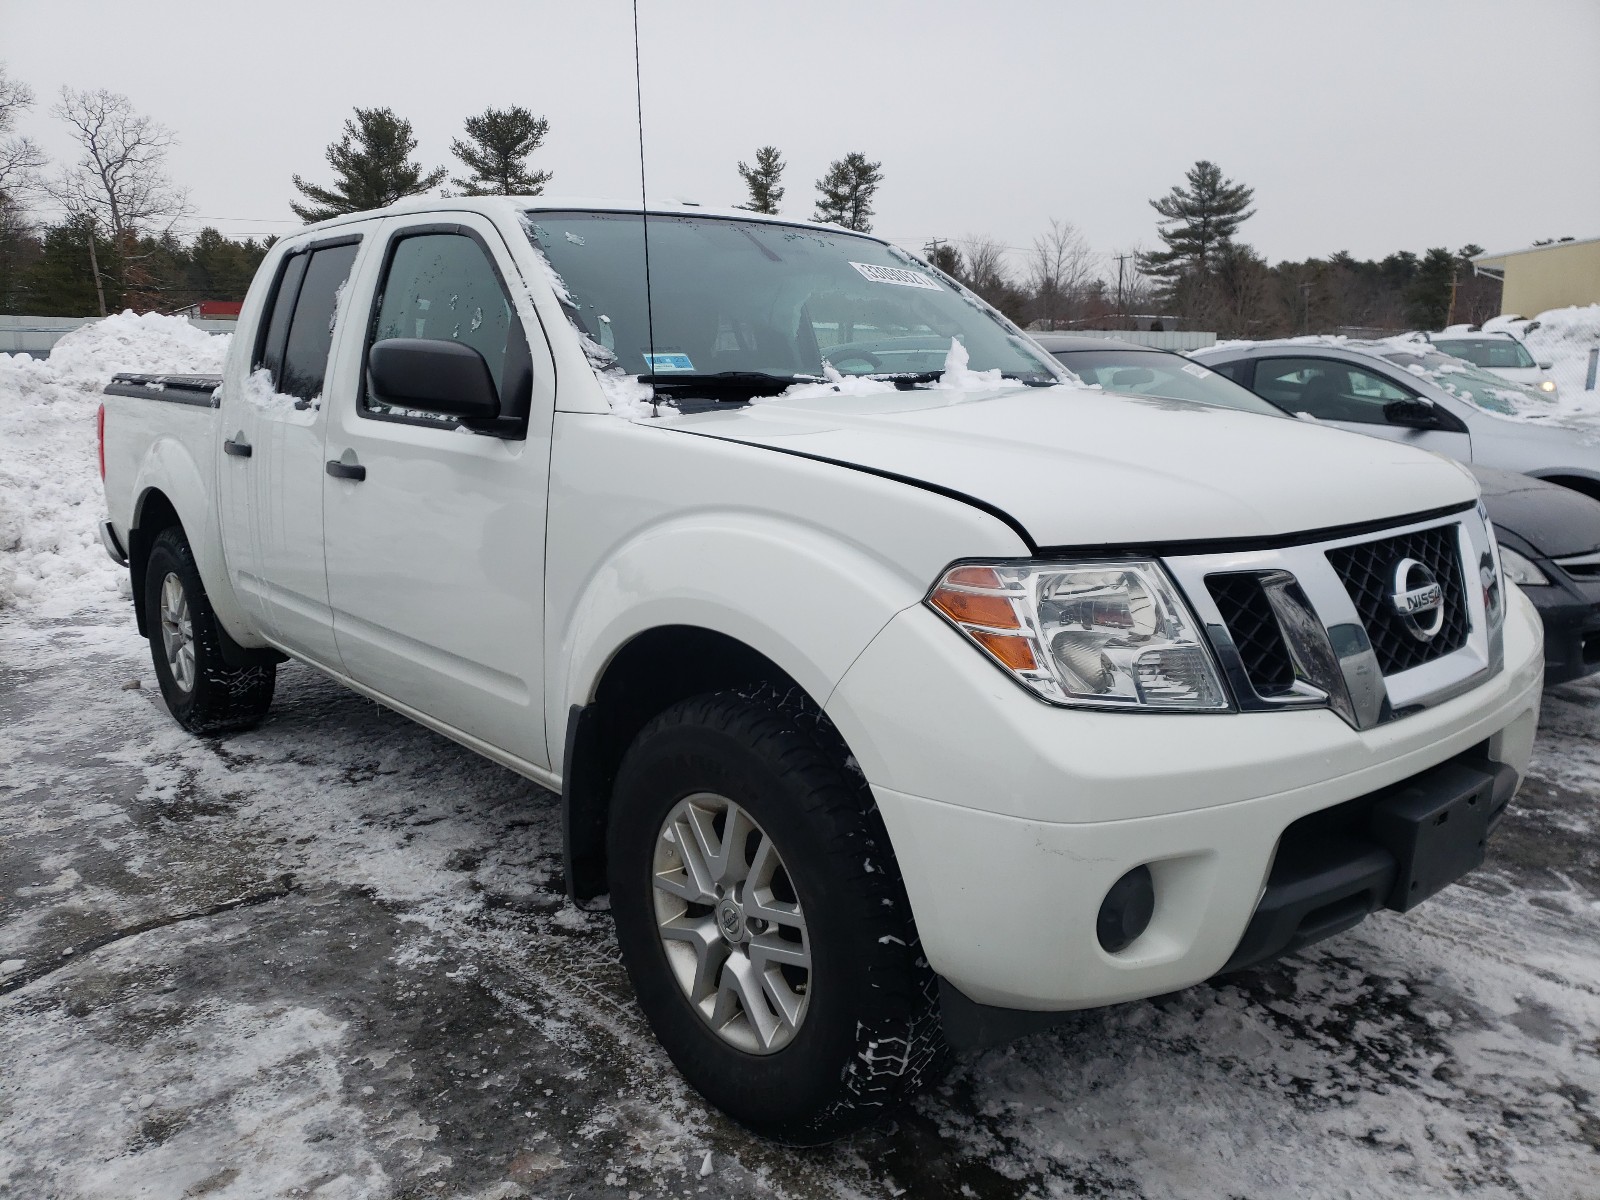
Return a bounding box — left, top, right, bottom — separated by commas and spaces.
643, 352, 695, 372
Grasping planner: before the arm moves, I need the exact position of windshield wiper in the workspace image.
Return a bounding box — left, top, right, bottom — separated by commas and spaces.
639, 371, 820, 398
862, 370, 1055, 389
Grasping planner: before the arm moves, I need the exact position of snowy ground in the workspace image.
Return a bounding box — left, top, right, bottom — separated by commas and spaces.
3, 315, 1600, 1198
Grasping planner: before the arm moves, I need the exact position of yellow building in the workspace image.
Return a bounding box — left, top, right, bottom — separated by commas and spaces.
1473, 236, 1600, 317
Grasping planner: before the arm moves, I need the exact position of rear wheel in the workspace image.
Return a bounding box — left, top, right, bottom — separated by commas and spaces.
144, 527, 275, 733
607, 688, 947, 1143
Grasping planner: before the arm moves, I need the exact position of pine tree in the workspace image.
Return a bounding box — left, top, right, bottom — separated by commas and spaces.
812, 152, 882, 232
1137, 160, 1255, 284
291, 107, 445, 222
450, 106, 552, 196
736, 145, 785, 214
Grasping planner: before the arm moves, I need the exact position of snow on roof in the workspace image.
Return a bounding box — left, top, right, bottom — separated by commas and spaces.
1472, 234, 1600, 264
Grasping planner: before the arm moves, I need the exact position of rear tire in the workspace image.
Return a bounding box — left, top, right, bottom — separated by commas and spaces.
607, 687, 947, 1143
144, 527, 275, 734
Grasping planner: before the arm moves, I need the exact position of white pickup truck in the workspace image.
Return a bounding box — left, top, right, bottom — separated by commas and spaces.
98, 197, 1544, 1142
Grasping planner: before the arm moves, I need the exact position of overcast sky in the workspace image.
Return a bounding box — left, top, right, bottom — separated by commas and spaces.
5, 0, 1597, 276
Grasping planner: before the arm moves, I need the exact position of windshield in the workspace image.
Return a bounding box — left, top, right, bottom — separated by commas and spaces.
521, 211, 1059, 390
1376, 348, 1544, 415
1050, 348, 1282, 417
1430, 337, 1536, 370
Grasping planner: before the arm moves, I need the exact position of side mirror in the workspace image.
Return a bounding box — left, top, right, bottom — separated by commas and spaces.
1538, 361, 1553, 371
1110, 367, 1156, 388
368, 338, 500, 421
1383, 397, 1444, 430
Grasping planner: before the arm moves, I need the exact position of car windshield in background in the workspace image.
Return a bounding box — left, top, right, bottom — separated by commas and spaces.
1377, 348, 1542, 415
1431, 337, 1537, 370
1052, 349, 1282, 417
521, 211, 1059, 393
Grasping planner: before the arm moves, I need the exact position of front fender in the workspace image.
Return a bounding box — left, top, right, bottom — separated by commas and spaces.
551, 510, 923, 770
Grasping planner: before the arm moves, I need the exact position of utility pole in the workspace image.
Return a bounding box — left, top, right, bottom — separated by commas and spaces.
1114, 254, 1131, 327
1446, 272, 1459, 327
1300, 281, 1313, 334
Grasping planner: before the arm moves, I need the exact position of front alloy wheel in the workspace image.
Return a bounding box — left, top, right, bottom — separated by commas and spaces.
653, 792, 811, 1054
607, 688, 948, 1143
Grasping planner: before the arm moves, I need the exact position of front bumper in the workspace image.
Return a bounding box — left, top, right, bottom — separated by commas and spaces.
826, 587, 1544, 1012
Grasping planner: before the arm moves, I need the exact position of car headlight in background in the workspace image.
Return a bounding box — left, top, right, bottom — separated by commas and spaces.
1497, 545, 1550, 587
1539, 380, 1557, 393
928, 560, 1230, 710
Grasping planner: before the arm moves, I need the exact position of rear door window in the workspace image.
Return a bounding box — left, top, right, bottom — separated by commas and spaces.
279, 244, 360, 403
252, 240, 360, 403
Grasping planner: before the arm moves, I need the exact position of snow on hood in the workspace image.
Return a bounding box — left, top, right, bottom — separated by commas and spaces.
665, 383, 1478, 549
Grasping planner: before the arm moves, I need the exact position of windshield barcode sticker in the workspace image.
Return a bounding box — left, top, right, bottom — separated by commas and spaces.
1181, 362, 1209, 378
849, 262, 941, 291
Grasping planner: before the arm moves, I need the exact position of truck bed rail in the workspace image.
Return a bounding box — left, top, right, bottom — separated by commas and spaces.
104, 373, 222, 407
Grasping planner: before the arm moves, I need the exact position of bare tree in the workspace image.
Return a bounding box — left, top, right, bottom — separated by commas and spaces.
47, 88, 190, 314
956, 235, 1027, 323
0, 64, 45, 200
1027, 218, 1095, 330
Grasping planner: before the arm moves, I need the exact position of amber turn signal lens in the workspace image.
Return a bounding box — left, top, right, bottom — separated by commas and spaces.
970, 630, 1039, 672
929, 586, 1019, 630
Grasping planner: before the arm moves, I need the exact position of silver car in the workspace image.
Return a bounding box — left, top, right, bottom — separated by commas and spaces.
1193, 339, 1600, 502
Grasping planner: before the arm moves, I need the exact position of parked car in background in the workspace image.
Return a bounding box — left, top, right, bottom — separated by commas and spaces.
1472, 467, 1600, 684
1427, 329, 1560, 398
1040, 336, 1600, 685
1194, 340, 1600, 502
1031, 334, 1281, 416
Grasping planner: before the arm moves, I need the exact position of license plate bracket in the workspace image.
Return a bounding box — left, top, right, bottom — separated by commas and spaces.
1368, 760, 1496, 912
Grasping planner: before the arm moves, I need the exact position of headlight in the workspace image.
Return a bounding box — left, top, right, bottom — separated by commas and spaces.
1498, 545, 1550, 586
1539, 380, 1557, 393
928, 560, 1230, 710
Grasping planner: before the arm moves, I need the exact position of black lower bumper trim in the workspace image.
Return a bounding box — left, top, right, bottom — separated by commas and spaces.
1221, 754, 1517, 974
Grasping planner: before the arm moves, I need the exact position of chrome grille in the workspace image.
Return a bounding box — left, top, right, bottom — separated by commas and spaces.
1206, 574, 1296, 696
1326, 526, 1470, 675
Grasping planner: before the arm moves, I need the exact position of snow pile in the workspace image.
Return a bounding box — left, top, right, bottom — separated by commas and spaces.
1506, 305, 1600, 413
0, 312, 228, 614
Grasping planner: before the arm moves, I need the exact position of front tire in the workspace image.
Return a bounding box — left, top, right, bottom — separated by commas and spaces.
607, 688, 946, 1143
144, 527, 275, 734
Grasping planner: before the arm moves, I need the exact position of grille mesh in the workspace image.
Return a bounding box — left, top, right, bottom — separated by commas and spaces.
1327, 525, 1470, 674
1207, 574, 1296, 696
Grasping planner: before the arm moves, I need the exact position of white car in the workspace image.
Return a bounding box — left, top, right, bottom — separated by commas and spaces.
1427, 329, 1560, 399
97, 196, 1543, 1142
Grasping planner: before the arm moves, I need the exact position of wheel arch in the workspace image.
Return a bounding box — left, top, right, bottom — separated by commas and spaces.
561, 624, 837, 902
1529, 472, 1600, 504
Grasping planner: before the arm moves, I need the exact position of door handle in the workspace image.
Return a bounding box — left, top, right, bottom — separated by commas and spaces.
223, 439, 252, 458
326, 459, 367, 482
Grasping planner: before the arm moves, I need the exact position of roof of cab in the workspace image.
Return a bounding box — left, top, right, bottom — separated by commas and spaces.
289, 194, 864, 241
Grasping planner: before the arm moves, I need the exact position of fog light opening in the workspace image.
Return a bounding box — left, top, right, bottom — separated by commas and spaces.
1097, 865, 1156, 953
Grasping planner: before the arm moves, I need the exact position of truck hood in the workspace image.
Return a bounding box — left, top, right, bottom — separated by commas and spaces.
667, 384, 1478, 548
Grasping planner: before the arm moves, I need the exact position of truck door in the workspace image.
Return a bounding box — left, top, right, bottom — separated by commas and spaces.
224, 235, 364, 667
321, 215, 554, 769
1250, 356, 1473, 463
